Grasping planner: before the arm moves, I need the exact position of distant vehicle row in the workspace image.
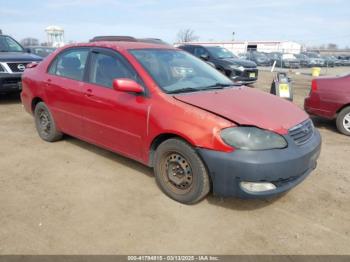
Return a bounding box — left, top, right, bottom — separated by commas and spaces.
239, 51, 350, 68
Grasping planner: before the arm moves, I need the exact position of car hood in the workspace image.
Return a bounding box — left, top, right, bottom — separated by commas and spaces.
0, 52, 42, 62
173, 87, 308, 134
219, 58, 257, 68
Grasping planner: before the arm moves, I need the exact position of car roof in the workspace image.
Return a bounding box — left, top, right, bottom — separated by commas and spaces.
65, 41, 177, 51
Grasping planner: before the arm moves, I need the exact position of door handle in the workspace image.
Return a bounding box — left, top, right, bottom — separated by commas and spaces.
85, 88, 93, 97
45, 79, 52, 86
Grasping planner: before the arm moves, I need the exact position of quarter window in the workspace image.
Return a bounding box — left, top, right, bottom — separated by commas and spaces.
49, 49, 89, 81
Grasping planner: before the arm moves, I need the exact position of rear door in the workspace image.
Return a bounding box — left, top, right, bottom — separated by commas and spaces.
80, 48, 150, 160
45, 47, 90, 136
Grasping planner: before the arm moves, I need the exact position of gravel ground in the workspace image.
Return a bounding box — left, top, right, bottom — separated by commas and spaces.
0, 67, 349, 255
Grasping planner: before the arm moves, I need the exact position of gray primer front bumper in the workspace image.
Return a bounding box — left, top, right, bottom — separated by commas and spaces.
197, 129, 321, 198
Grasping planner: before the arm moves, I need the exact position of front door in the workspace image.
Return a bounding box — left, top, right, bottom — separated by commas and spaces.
81, 48, 149, 160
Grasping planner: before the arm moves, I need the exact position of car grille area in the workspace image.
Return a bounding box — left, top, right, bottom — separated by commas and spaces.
289, 119, 314, 146
6, 62, 29, 73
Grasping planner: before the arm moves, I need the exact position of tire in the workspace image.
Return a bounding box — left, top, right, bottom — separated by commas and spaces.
154, 138, 210, 204
336, 106, 350, 136
34, 102, 63, 142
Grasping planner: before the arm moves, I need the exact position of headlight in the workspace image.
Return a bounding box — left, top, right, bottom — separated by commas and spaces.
220, 127, 287, 150
230, 64, 245, 71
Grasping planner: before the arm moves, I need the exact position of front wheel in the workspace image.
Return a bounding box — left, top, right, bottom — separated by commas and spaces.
34, 102, 63, 142
154, 138, 210, 204
336, 106, 350, 136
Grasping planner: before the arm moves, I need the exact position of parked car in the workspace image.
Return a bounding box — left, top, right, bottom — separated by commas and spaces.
305, 74, 350, 135
264, 52, 282, 66
0, 34, 42, 94
301, 52, 325, 67
178, 45, 258, 84
246, 51, 271, 66
295, 54, 312, 67
21, 40, 321, 204
304, 74, 350, 136
26, 46, 56, 58
264, 53, 300, 68
280, 54, 301, 68
338, 55, 350, 66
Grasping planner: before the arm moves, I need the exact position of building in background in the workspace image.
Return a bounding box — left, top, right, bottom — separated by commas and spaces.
20, 37, 39, 47
45, 25, 65, 47
175, 40, 302, 54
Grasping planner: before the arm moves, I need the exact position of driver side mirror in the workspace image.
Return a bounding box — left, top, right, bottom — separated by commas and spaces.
112, 78, 144, 94
199, 53, 209, 61
25, 48, 31, 53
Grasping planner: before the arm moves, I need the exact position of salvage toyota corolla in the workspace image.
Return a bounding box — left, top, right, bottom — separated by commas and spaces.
21, 39, 321, 204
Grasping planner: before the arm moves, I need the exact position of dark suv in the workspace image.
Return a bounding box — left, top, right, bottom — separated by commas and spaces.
179, 45, 258, 84
0, 34, 42, 94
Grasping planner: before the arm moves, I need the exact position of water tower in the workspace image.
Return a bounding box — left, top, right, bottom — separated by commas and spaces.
45, 25, 65, 47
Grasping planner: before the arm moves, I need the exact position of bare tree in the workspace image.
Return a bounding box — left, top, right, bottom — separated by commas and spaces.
176, 29, 199, 43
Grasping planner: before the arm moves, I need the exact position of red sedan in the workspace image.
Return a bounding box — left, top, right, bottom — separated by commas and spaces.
305, 74, 350, 136
21, 40, 321, 204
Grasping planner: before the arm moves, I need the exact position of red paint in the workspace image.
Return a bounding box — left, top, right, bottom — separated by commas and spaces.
21, 41, 309, 166
305, 75, 350, 119
113, 78, 144, 93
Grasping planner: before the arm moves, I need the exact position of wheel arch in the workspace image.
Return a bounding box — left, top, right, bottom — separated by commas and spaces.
31, 97, 44, 113
148, 133, 195, 167
336, 103, 350, 115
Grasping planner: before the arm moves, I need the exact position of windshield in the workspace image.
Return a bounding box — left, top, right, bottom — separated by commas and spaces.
206, 46, 238, 59
0, 36, 24, 52
130, 49, 234, 94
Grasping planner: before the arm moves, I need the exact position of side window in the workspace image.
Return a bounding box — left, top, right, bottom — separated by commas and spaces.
193, 47, 207, 57
89, 52, 138, 88
49, 49, 89, 81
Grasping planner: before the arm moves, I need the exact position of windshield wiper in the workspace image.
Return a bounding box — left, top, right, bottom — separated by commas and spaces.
167, 83, 238, 94
167, 87, 201, 94
201, 83, 237, 89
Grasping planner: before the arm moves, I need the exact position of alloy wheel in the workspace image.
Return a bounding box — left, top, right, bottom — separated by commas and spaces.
343, 113, 350, 132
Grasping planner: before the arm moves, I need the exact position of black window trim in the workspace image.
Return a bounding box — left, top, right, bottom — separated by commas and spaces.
85, 47, 149, 96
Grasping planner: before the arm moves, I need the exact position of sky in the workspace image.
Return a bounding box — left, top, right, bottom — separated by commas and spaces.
0, 0, 349, 47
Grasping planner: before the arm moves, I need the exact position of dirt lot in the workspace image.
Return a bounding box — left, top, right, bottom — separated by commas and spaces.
0, 67, 349, 255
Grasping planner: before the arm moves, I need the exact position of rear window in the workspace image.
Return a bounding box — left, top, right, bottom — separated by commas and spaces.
48, 48, 89, 81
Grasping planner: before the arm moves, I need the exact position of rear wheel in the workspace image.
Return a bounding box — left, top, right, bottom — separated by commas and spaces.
34, 102, 63, 142
336, 106, 350, 136
154, 138, 210, 204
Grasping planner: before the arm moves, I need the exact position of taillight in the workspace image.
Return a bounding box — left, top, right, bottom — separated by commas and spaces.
311, 79, 318, 93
